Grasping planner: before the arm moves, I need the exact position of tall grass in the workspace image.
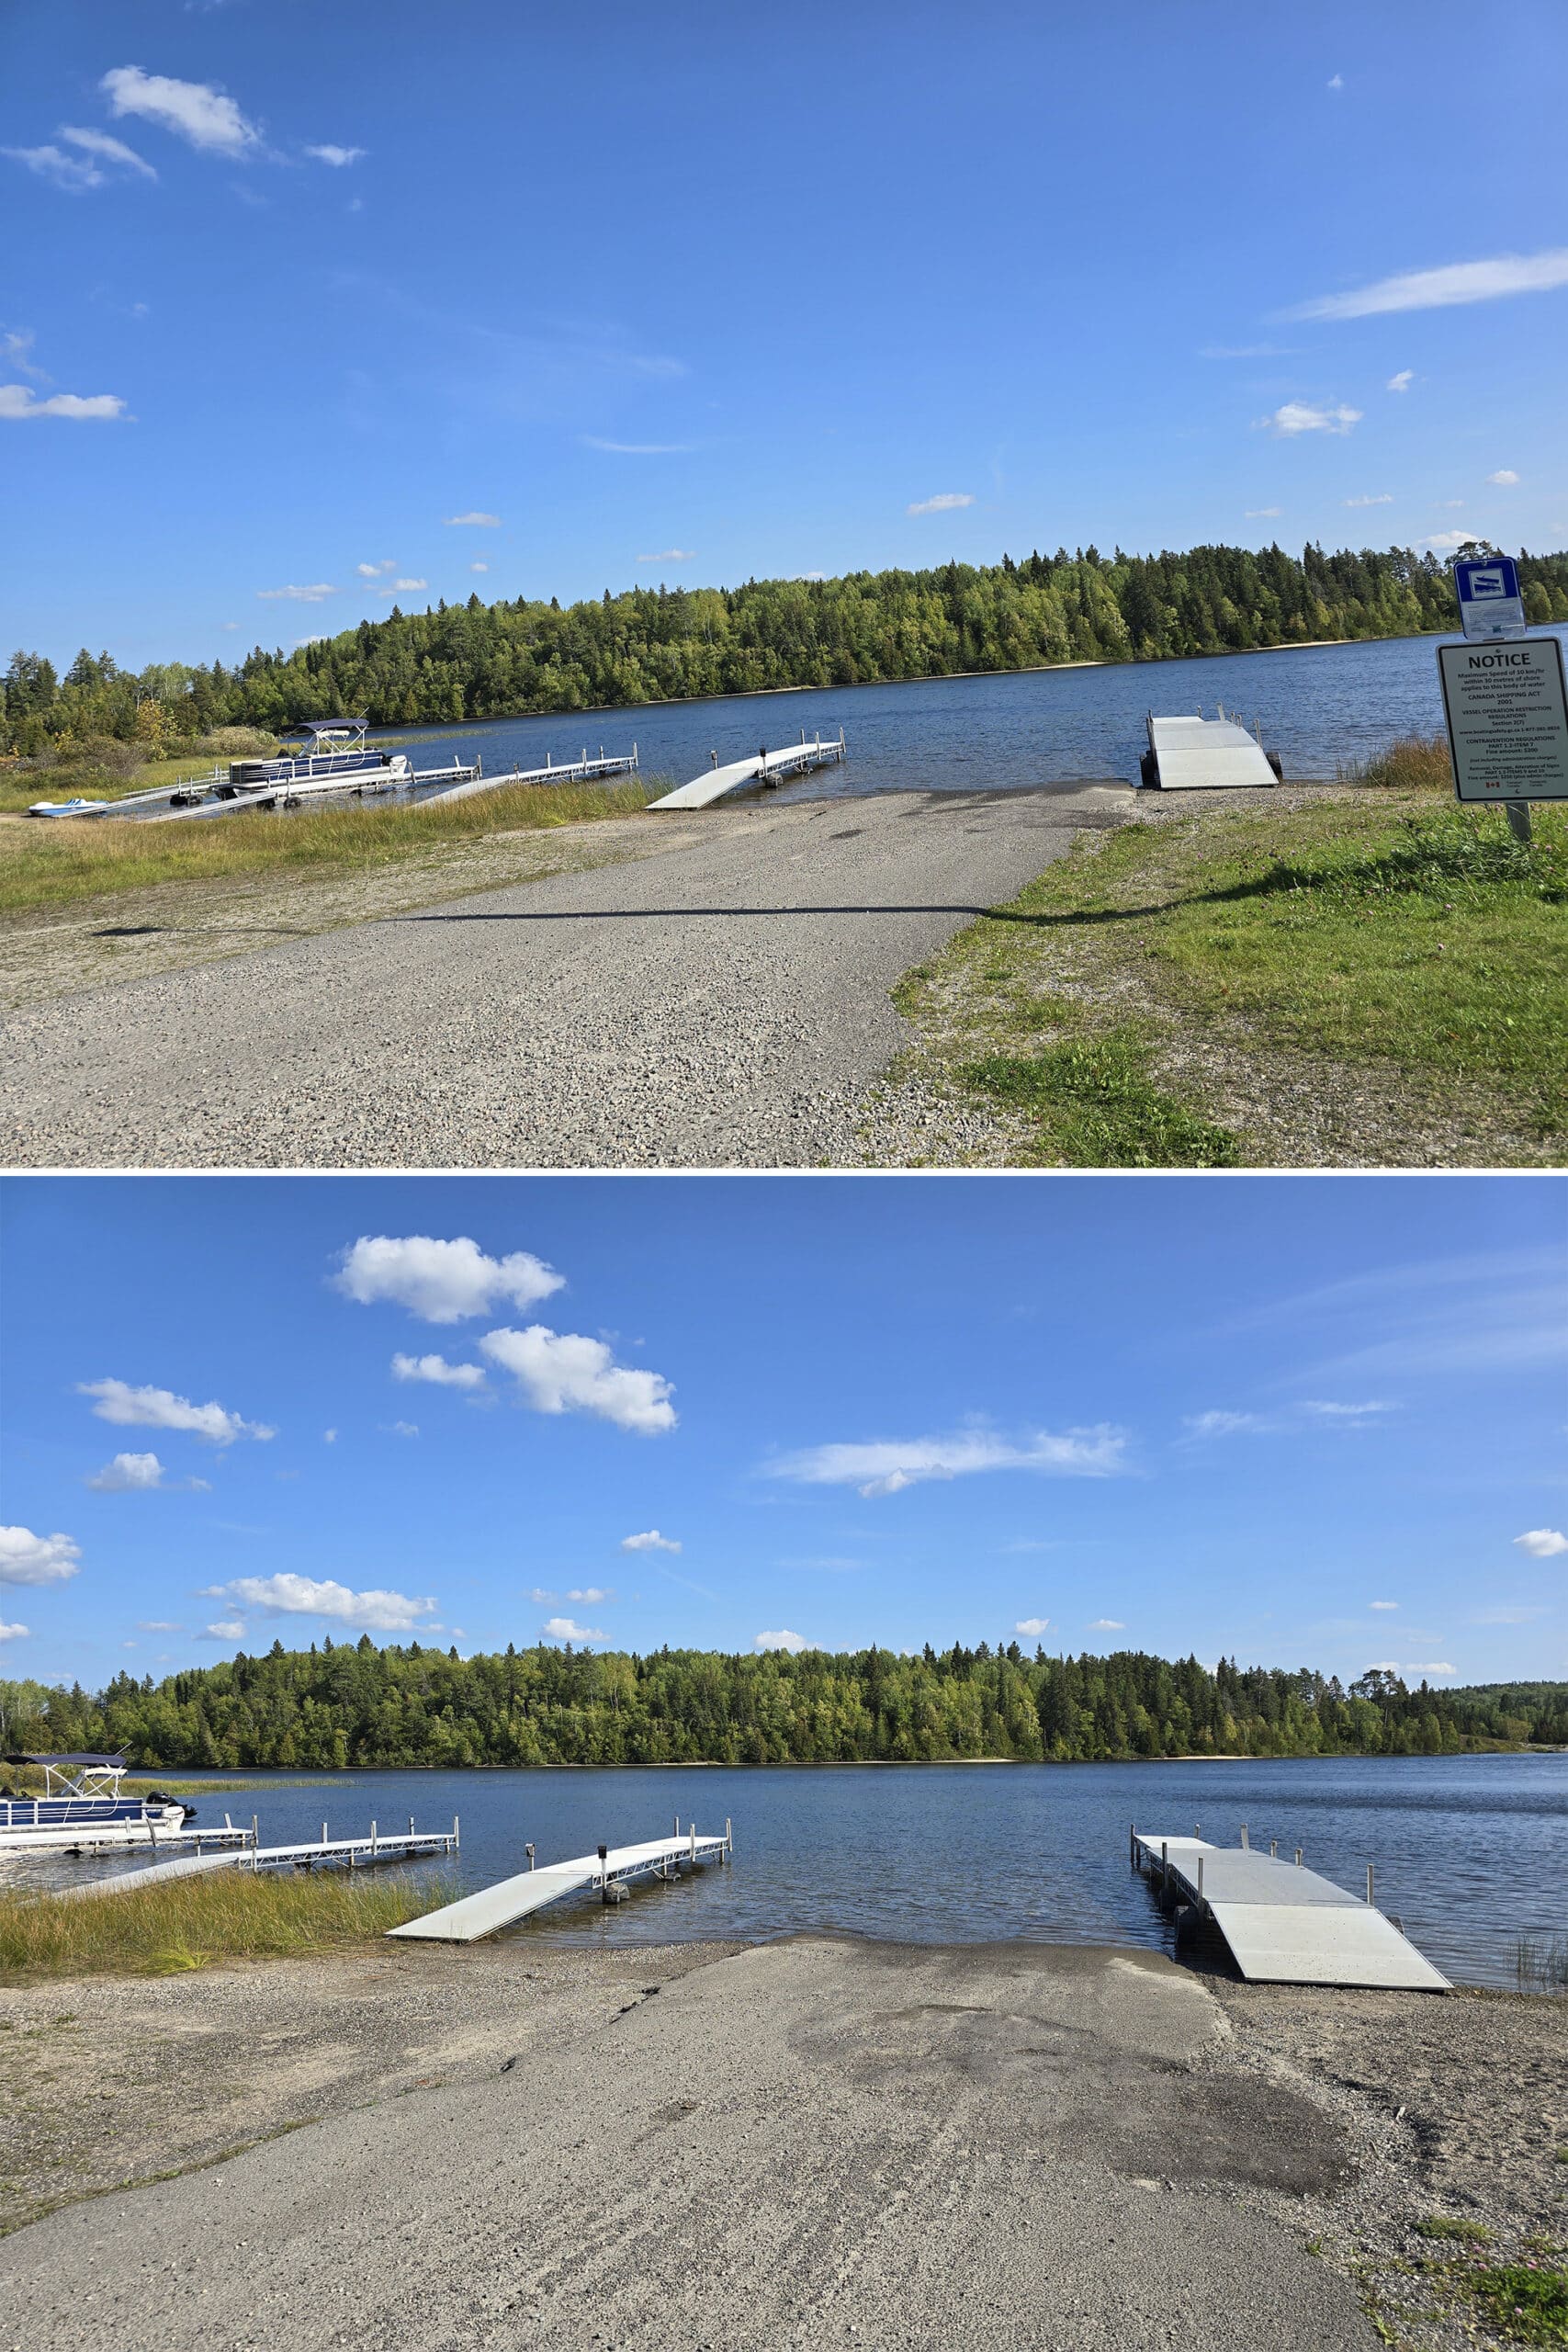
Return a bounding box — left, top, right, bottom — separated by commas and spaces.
0, 774, 656, 914
0, 1866, 455, 1983
1336, 731, 1454, 792
1515, 1932, 1568, 1994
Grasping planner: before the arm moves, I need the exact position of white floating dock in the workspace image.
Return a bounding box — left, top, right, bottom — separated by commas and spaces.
51, 1819, 458, 1898
1144, 708, 1280, 790
649, 731, 845, 810
0, 1817, 251, 1857
417, 745, 639, 807
1133, 1830, 1450, 1990
389, 1821, 731, 1943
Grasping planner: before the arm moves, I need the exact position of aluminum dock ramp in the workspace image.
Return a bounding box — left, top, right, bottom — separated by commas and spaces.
649, 731, 845, 810
1133, 1829, 1449, 1990
54, 1818, 458, 1898
1144, 707, 1280, 790
389, 1821, 731, 1942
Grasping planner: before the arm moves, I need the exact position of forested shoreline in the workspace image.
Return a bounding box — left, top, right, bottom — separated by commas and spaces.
2, 1645, 1562, 1771
7, 540, 1568, 757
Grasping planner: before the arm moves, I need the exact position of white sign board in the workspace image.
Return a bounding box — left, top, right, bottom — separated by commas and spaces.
1453, 554, 1527, 642
1437, 637, 1568, 803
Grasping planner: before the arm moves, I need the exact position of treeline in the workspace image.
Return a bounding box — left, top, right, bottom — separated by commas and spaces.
8, 541, 1568, 755
2, 1645, 1562, 1771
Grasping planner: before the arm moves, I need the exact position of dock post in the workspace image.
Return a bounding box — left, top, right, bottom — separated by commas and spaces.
526, 1842, 536, 1871
322, 1822, 329, 1851
1270, 1840, 1278, 1858
371, 1821, 378, 1862
252, 1815, 259, 1872
1130, 1822, 1135, 1868
1295, 1848, 1303, 1867
454, 1814, 459, 1852
726, 1817, 732, 1858
1197, 1855, 1204, 1913
597, 1842, 608, 1902
690, 1824, 696, 1863
1366, 1864, 1374, 1906
1240, 1823, 1249, 1850
409, 1815, 415, 1840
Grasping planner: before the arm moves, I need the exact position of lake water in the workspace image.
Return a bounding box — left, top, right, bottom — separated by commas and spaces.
20, 1755, 1565, 1991
378, 623, 1568, 804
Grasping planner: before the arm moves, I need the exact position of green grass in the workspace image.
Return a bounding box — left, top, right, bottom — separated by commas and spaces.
894, 739, 1568, 1160
0, 732, 277, 817
0, 774, 656, 913
1416, 2217, 1494, 2244
0, 1866, 454, 1983
1465, 2258, 1568, 2345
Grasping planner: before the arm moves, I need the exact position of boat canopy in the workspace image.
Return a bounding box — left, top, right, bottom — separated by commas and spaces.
5, 1752, 127, 1769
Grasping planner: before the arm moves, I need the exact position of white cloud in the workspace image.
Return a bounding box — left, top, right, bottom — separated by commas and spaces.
567, 1587, 610, 1604
1487, 469, 1520, 486
1182, 1409, 1268, 1439
581, 438, 692, 454
1387, 370, 1415, 392
770, 1425, 1124, 1498
1245, 506, 1282, 518
1, 330, 44, 379
480, 1326, 676, 1434
445, 511, 500, 526
1405, 1661, 1456, 1677
377, 577, 426, 595
294, 634, 332, 648
199, 1618, 247, 1642
336, 1233, 564, 1322
1088, 1618, 1125, 1632
621, 1529, 681, 1553
1370, 1600, 1398, 1611
0, 1620, 29, 1642
305, 144, 365, 167
542, 1615, 604, 1643
1292, 248, 1568, 321
62, 127, 158, 179
1014, 1617, 1051, 1637
469, 561, 489, 573
85, 1451, 210, 1493
1473, 1605, 1546, 1626
323, 1429, 337, 1444
390, 1351, 486, 1390
388, 1419, 419, 1438
1514, 1528, 1567, 1557
1365, 1661, 1402, 1675
1255, 401, 1361, 437
1344, 493, 1393, 508
139, 1620, 180, 1632
637, 549, 695, 563
204, 1572, 436, 1633
79, 1377, 273, 1444
5, 143, 107, 192
356, 559, 397, 578
907, 492, 974, 515
0, 384, 126, 421
1326, 73, 1343, 89
1421, 530, 1481, 550
256, 582, 336, 603
755, 1629, 809, 1653
101, 66, 259, 156
1302, 1398, 1397, 1421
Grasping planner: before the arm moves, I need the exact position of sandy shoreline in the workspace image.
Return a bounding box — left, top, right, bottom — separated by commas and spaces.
2, 1934, 1562, 2350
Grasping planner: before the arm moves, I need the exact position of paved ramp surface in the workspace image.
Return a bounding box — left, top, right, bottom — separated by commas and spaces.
1, 786, 1128, 1168
3, 1939, 1372, 2352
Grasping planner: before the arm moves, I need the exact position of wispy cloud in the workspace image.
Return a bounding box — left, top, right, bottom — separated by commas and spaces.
1387, 369, 1415, 392
199, 1617, 246, 1643
85, 1451, 210, 1493
1514, 1529, 1566, 1557
1370, 1600, 1399, 1611
391, 1351, 486, 1389
256, 582, 337, 603
1182, 1409, 1270, 1439
768, 1425, 1126, 1498
1202, 345, 1291, 360
1326, 73, 1344, 90
480, 1327, 676, 1434
1255, 401, 1361, 437
1245, 506, 1282, 518
356, 559, 397, 579
305, 144, 365, 167
1291, 248, 1568, 321
203, 1572, 436, 1632
1421, 530, 1480, 551
444, 511, 500, 526
0, 1527, 82, 1587
907, 492, 973, 516
637, 548, 694, 563
1302, 1399, 1398, 1423
1344, 493, 1393, 508
80, 1377, 272, 1444
377, 576, 426, 596
101, 66, 258, 156
1087, 1618, 1125, 1631
1487, 469, 1520, 486
469, 561, 488, 573
1, 329, 47, 381
335, 1234, 563, 1323
1473, 1605, 1547, 1625
621, 1529, 680, 1553
0, 384, 126, 421
581, 437, 691, 454
1405, 1661, 1456, 1677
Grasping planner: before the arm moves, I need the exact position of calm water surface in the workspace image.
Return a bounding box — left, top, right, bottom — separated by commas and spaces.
377, 624, 1568, 804
18, 1756, 1564, 1991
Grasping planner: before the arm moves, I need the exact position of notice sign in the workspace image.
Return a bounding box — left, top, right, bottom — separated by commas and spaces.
1437, 637, 1568, 803
1454, 554, 1527, 641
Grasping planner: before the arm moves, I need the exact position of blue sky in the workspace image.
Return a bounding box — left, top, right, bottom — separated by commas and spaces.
2, 1175, 1563, 1692
4, 0, 1566, 670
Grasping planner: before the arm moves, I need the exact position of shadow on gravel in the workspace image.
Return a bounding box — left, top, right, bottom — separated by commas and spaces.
393, 903, 993, 923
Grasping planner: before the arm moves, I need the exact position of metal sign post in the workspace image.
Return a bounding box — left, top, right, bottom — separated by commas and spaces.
1436, 637, 1568, 842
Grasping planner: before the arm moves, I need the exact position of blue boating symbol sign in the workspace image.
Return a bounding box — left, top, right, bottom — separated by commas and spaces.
1453, 555, 1526, 641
